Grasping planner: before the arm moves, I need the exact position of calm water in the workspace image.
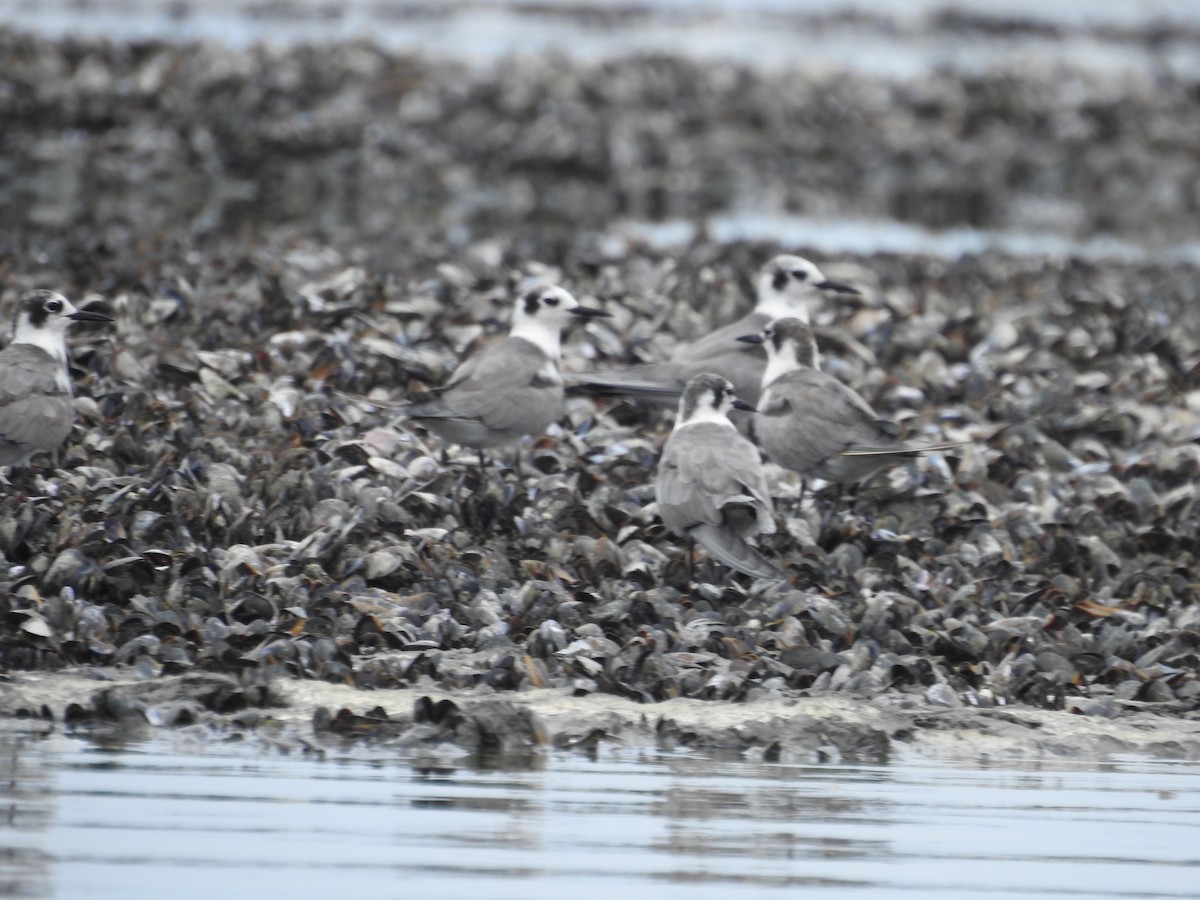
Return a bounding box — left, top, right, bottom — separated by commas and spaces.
11, 0, 1200, 79
616, 213, 1200, 265
2, 730, 1198, 899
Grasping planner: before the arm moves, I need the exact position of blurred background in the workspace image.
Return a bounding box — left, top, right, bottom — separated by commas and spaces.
4, 0, 1200, 271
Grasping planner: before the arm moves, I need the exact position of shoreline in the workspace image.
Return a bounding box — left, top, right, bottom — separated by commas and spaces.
5, 670, 1200, 763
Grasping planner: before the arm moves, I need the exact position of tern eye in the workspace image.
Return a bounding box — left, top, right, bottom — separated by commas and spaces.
543, 294, 560, 307
791, 269, 808, 281
45, 298, 63, 313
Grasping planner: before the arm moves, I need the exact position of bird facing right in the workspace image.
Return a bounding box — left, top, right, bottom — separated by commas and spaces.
402, 285, 609, 462
655, 373, 783, 581
569, 254, 860, 408
740, 317, 959, 489
0, 290, 113, 468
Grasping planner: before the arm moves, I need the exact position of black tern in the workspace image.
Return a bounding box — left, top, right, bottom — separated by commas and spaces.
0, 290, 113, 468
571, 254, 859, 408
656, 373, 783, 581
404, 285, 609, 461
741, 317, 960, 497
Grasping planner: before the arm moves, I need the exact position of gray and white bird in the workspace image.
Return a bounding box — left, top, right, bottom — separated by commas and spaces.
571, 254, 859, 408
0, 290, 113, 467
741, 317, 959, 494
403, 285, 609, 460
656, 373, 783, 581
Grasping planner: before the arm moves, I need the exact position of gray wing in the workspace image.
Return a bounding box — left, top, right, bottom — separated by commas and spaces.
569, 312, 770, 406
0, 345, 73, 462
842, 439, 966, 457
673, 311, 768, 364
768, 373, 964, 458
761, 370, 901, 455
656, 423, 774, 535
410, 336, 563, 434
690, 523, 783, 580
565, 364, 688, 408
671, 311, 770, 404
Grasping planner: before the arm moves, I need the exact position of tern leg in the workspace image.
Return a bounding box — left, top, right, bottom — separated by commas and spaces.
451, 467, 471, 524
795, 478, 808, 518
10, 464, 35, 497
476, 449, 491, 482
818, 483, 845, 537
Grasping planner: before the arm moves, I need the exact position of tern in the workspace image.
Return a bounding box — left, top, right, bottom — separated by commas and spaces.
740, 317, 960, 505
0, 290, 113, 468
571, 255, 859, 408
656, 373, 783, 581
403, 285, 609, 464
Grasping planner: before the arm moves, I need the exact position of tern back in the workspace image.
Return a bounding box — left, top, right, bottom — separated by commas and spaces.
656, 373, 783, 580
752, 317, 960, 486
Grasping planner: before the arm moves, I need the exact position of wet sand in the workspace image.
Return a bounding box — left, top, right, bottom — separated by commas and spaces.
5, 669, 1200, 762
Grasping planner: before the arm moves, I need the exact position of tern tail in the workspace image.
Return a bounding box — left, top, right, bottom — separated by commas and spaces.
566, 371, 683, 401
690, 523, 784, 581
840, 440, 967, 458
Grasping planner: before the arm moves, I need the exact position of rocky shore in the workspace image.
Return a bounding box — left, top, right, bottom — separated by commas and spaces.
1, 22, 1199, 761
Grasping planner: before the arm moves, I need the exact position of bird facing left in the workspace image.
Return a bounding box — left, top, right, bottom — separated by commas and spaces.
0, 289, 114, 468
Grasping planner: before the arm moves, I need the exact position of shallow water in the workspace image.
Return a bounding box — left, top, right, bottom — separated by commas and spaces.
616, 213, 1200, 264
12, 0, 1200, 79
2, 730, 1199, 899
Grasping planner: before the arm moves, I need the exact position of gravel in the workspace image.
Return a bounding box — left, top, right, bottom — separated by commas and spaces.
1, 22, 1198, 760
